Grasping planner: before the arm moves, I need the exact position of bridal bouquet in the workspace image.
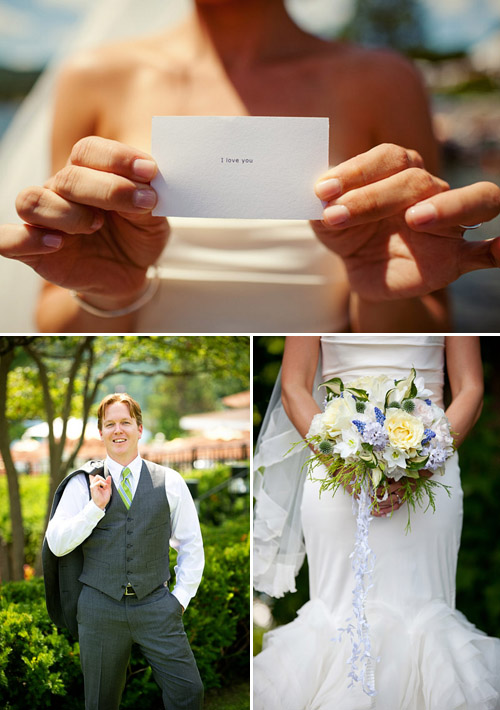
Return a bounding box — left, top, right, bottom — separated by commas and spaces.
306, 367, 454, 530
304, 368, 454, 696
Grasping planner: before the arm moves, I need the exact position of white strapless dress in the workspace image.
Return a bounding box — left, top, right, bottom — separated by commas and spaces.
254, 336, 500, 710
135, 219, 350, 333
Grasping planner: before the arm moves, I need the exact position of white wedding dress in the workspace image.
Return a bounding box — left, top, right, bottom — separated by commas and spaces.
253, 335, 500, 710
136, 218, 350, 333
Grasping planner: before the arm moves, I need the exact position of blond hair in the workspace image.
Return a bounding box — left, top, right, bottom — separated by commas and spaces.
97, 393, 143, 430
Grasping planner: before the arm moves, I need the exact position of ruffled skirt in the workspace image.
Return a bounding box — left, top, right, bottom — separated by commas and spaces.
254, 454, 500, 709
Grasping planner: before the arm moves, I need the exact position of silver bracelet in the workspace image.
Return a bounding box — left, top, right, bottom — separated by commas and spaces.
71, 267, 160, 318
459, 222, 483, 230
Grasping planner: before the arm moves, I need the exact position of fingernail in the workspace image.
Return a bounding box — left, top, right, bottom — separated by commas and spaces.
407, 202, 437, 226
90, 213, 103, 231
133, 188, 157, 209
43, 234, 62, 248
315, 178, 342, 200
133, 159, 157, 180
323, 204, 350, 226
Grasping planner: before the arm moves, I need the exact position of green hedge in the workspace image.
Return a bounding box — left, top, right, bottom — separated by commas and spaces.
0, 578, 82, 709
0, 514, 249, 709
188, 464, 250, 526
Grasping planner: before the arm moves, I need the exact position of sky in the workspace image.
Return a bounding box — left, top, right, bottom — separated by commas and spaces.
0, 0, 87, 69
0, 0, 500, 70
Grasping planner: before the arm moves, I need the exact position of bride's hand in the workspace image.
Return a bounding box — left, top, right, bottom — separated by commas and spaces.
371, 480, 406, 517
341, 477, 403, 516
311, 143, 500, 301
338, 466, 404, 515
0, 136, 169, 312
406, 181, 500, 260
371, 470, 433, 517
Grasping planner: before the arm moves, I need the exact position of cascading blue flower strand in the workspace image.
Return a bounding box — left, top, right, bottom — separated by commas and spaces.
337, 479, 379, 699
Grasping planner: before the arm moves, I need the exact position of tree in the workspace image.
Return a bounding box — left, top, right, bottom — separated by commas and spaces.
147, 371, 248, 440
342, 0, 426, 52
0, 335, 249, 580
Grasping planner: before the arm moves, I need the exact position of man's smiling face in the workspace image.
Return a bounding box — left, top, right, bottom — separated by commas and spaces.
99, 401, 143, 465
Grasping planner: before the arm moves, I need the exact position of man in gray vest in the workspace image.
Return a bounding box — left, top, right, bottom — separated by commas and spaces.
45, 393, 204, 710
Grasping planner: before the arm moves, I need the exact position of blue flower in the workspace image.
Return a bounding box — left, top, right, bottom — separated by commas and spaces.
374, 407, 385, 425
424, 399, 432, 406
421, 428, 436, 446
352, 420, 366, 433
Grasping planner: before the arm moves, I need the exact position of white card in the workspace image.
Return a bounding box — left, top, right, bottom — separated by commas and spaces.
151, 116, 329, 220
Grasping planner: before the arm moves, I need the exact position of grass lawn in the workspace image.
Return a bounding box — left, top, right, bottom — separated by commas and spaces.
204, 680, 250, 710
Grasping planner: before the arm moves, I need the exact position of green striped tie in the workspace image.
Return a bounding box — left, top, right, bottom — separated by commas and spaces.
118, 467, 133, 509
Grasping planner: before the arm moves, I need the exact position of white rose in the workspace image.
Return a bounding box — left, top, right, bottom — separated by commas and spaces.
347, 375, 376, 391
307, 412, 326, 439
322, 395, 357, 436
413, 399, 434, 427
433, 417, 454, 448
347, 375, 392, 407
384, 410, 425, 452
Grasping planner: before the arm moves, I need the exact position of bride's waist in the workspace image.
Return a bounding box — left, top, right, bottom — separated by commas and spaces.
161, 218, 345, 282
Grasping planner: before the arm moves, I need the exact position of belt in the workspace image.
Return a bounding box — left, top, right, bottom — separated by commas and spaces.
124, 581, 168, 597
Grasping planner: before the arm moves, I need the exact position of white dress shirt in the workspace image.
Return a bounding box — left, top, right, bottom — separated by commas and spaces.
46, 455, 204, 610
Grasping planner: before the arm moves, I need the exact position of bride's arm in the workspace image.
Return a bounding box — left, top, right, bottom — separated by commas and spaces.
281, 336, 401, 517
444, 336, 483, 448
32, 53, 167, 332
281, 337, 322, 438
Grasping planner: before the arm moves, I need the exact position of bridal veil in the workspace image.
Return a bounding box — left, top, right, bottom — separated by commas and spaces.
254, 360, 323, 598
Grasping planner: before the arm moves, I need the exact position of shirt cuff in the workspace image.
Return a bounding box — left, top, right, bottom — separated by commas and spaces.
171, 587, 191, 611
85, 499, 106, 521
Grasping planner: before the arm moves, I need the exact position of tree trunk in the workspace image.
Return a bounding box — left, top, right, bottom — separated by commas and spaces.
0, 353, 25, 581
0, 533, 12, 582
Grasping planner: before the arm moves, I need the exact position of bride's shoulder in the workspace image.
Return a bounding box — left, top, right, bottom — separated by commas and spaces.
317, 42, 431, 146
55, 28, 185, 90
320, 41, 424, 88
55, 43, 133, 86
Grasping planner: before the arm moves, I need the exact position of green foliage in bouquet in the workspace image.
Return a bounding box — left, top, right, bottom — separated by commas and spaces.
308, 453, 450, 533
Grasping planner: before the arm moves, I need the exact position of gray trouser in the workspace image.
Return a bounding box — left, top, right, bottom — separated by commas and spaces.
77, 584, 203, 710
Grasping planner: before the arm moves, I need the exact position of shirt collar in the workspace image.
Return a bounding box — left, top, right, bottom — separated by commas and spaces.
105, 454, 143, 483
